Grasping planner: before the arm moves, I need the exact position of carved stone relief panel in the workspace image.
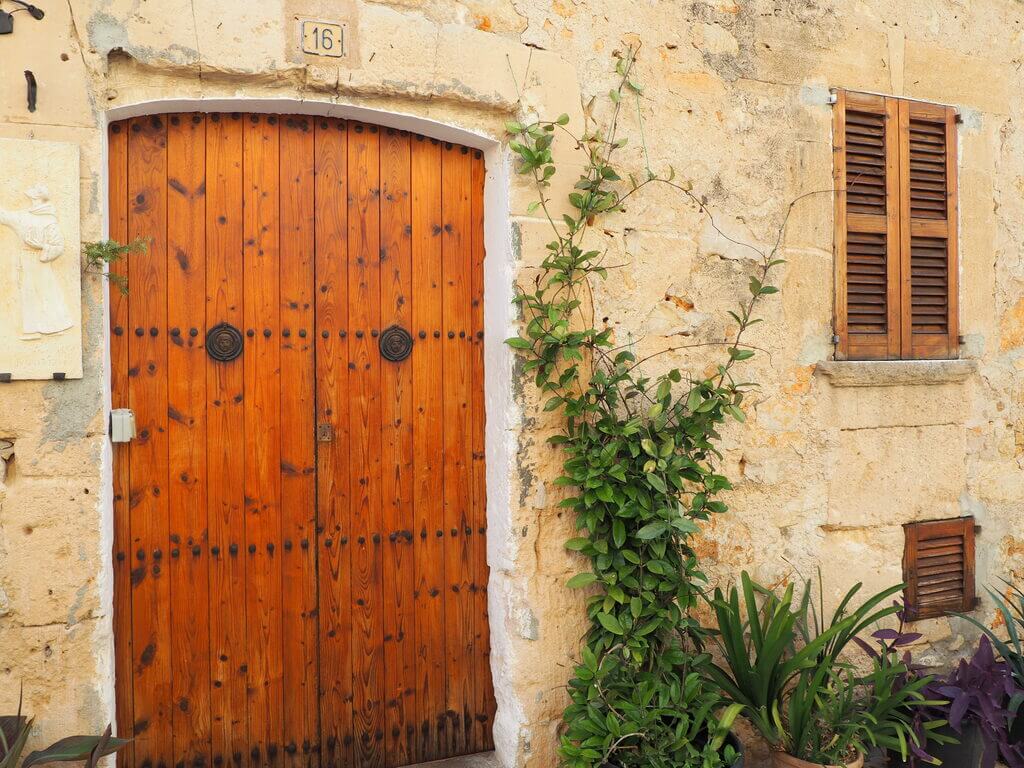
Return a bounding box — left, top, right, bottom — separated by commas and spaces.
0, 139, 82, 380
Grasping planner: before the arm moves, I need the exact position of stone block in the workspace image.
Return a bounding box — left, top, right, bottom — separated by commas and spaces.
826, 425, 966, 527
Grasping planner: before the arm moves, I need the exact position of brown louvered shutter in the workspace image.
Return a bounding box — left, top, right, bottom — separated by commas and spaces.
899, 100, 959, 358
834, 91, 901, 359
833, 92, 959, 360
903, 517, 976, 621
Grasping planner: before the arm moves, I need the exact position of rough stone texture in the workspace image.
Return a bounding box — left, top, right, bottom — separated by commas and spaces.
1, 2, 1024, 767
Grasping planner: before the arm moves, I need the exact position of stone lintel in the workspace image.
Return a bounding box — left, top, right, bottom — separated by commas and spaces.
815, 359, 978, 388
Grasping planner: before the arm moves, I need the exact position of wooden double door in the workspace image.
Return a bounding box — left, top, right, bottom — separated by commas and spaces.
108, 113, 493, 768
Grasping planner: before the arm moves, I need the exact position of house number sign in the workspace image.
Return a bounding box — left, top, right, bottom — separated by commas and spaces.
300, 19, 347, 59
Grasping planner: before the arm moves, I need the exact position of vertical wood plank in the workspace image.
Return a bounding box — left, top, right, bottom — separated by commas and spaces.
205, 112, 249, 768
902, 522, 920, 619
242, 113, 284, 768
379, 128, 416, 767
127, 114, 173, 768
468, 149, 494, 754
348, 121, 386, 768
440, 143, 474, 758
885, 96, 903, 359
279, 115, 319, 768
896, 98, 913, 359
109, 119, 135, 768
410, 136, 446, 764
831, 90, 848, 360
963, 518, 976, 611
166, 112, 212, 768
944, 107, 960, 357
315, 117, 354, 768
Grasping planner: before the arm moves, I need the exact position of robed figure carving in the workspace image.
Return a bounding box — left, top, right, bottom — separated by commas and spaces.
0, 184, 73, 338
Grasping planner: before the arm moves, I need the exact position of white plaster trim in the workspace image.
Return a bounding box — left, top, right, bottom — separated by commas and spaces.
100, 98, 523, 768
96, 120, 118, 735
482, 142, 523, 768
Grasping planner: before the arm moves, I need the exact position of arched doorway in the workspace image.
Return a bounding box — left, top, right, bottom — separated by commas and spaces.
108, 112, 494, 768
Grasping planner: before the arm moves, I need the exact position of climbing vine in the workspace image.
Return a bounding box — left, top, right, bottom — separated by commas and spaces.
82, 237, 147, 294
506, 46, 800, 768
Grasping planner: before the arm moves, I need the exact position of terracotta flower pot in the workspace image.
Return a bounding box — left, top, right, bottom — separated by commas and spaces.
771, 751, 864, 768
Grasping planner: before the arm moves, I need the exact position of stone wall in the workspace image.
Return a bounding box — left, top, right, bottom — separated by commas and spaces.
1, 1, 1023, 766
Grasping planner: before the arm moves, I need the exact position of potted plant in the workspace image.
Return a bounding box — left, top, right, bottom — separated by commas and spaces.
914, 636, 1023, 768
1, 689, 129, 768
706, 573, 942, 768
960, 580, 1024, 748
848, 608, 957, 768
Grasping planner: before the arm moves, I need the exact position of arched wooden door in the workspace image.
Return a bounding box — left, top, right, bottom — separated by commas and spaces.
108, 113, 494, 768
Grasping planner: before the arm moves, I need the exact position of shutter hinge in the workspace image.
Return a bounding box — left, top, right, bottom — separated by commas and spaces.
975, 524, 982, 534
832, 334, 841, 345
826, 92, 838, 105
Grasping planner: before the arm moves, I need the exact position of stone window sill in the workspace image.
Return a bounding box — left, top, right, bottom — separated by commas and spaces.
815, 359, 978, 388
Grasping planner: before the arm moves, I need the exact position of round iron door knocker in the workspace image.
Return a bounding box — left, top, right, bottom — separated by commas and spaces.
379, 325, 413, 362
206, 322, 244, 362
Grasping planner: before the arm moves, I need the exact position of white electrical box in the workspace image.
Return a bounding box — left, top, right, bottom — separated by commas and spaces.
110, 408, 136, 443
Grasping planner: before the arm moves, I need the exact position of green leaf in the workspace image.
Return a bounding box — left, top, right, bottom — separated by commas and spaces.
504, 336, 533, 349
686, 388, 702, 411
0, 717, 32, 768
646, 473, 668, 494
672, 517, 700, 535
726, 404, 746, 422
612, 519, 626, 548
565, 538, 590, 551
597, 612, 624, 635
544, 396, 564, 412
566, 573, 598, 589
635, 619, 661, 636
581, 645, 597, 672
23, 735, 129, 768
636, 522, 668, 540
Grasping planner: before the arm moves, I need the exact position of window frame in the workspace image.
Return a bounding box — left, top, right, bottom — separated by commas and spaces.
832, 90, 960, 361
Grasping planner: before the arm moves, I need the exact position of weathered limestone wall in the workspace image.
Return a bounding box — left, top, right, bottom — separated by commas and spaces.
2, 1, 1024, 766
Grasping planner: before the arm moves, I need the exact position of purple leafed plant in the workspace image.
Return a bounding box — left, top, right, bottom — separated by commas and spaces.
936, 635, 1024, 768
862, 609, 1024, 768
853, 602, 1024, 767
854, 607, 953, 766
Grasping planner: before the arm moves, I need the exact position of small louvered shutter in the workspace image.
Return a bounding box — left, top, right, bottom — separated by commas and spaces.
833, 91, 902, 359
903, 517, 976, 621
898, 100, 959, 358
